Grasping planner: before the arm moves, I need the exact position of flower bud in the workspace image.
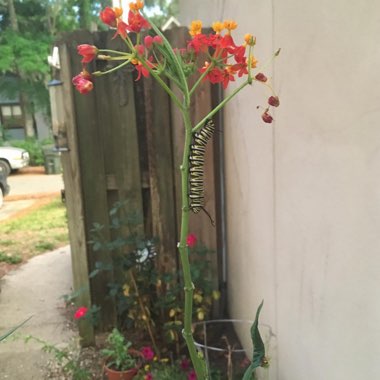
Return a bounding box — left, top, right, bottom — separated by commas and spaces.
153, 35, 163, 45
144, 35, 154, 49
255, 73, 267, 82
268, 96, 280, 107
262, 110, 273, 123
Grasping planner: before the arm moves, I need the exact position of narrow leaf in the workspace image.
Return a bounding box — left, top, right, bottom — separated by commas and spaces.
242, 301, 266, 379
251, 300, 265, 369
0, 316, 33, 342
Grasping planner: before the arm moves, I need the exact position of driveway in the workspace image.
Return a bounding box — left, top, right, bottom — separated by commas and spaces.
0, 167, 64, 222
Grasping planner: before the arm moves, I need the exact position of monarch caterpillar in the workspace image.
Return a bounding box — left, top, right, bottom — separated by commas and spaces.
188, 119, 215, 225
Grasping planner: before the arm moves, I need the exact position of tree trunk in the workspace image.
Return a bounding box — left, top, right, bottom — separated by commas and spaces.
78, 0, 91, 29
7, 0, 19, 32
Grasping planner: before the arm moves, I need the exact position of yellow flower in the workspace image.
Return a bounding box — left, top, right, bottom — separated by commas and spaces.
249, 54, 258, 68
212, 21, 224, 34
197, 309, 205, 321
244, 33, 256, 46
123, 284, 130, 297
189, 20, 202, 36
144, 364, 150, 371
169, 308, 176, 318
114, 7, 123, 18
129, 0, 144, 12
212, 290, 221, 300
160, 358, 169, 363
193, 293, 203, 304
223, 20, 238, 34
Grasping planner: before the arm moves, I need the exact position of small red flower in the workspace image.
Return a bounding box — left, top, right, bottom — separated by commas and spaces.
100, 7, 122, 27
180, 358, 190, 371
255, 73, 267, 82
77, 44, 98, 63
141, 346, 155, 361
187, 369, 197, 380
268, 96, 280, 107
153, 35, 163, 45
127, 10, 150, 33
72, 71, 94, 94
74, 306, 88, 319
186, 233, 197, 247
144, 373, 153, 380
144, 35, 154, 49
261, 110, 273, 124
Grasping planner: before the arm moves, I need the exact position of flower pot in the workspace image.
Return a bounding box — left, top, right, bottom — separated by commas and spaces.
103, 364, 139, 380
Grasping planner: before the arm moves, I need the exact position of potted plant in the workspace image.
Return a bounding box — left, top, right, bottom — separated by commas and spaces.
102, 328, 141, 380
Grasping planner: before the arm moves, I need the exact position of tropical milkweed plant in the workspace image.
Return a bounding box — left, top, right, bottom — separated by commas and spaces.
72, 1, 279, 378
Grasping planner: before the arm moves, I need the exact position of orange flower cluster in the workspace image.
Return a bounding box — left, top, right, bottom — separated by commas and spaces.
187, 20, 279, 122
72, 2, 279, 123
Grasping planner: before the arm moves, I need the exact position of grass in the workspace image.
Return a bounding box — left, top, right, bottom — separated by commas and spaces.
0, 197, 69, 263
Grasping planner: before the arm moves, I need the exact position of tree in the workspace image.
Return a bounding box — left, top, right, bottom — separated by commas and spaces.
0, 0, 109, 138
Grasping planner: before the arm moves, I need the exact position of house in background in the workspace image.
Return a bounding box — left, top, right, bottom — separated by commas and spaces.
0, 76, 50, 142
179, 1, 380, 380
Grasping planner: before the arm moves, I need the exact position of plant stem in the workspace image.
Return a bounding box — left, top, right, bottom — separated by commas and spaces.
193, 80, 250, 133
129, 270, 160, 357
178, 107, 209, 379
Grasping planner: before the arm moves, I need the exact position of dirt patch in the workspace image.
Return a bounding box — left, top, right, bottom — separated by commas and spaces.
1, 196, 56, 222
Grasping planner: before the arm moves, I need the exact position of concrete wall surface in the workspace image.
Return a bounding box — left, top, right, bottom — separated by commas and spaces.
180, 1, 380, 379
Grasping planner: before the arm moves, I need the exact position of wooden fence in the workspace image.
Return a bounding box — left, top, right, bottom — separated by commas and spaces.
56, 28, 223, 345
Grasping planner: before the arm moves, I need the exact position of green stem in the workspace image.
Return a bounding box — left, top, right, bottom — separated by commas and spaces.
189, 61, 215, 98
92, 59, 132, 76
138, 56, 184, 111
98, 49, 130, 55
178, 107, 209, 379
193, 80, 250, 133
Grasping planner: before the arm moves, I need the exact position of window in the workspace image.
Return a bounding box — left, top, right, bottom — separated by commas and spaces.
0, 104, 24, 129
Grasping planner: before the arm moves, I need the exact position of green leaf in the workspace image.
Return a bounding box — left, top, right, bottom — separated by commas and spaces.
0, 316, 33, 342
242, 300, 266, 379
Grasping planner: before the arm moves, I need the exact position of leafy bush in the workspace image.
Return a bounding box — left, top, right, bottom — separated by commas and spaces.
10, 138, 53, 166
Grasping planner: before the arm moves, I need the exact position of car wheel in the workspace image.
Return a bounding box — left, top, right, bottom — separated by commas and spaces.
0, 187, 3, 208
0, 160, 11, 176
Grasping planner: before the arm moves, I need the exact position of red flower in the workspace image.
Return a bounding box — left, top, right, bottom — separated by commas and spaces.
153, 35, 163, 45
144, 374, 153, 380
144, 35, 154, 49
72, 71, 94, 94
187, 369, 197, 380
100, 7, 122, 27
222, 67, 235, 89
141, 346, 155, 361
188, 33, 209, 53
127, 10, 150, 33
186, 233, 197, 247
74, 306, 88, 319
77, 44, 98, 63
232, 62, 248, 78
261, 110, 273, 123
268, 96, 280, 107
115, 20, 129, 39
180, 358, 190, 371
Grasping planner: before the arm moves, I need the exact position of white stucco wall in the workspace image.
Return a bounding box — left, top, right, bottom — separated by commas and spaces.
180, 1, 380, 379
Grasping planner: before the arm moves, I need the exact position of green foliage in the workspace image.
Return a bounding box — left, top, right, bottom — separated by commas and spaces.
242, 301, 268, 380
0, 316, 32, 342
24, 335, 91, 380
0, 252, 22, 264
102, 328, 137, 371
87, 202, 219, 352
9, 138, 53, 166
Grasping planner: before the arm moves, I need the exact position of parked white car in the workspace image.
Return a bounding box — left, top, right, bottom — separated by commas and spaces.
0, 146, 30, 175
